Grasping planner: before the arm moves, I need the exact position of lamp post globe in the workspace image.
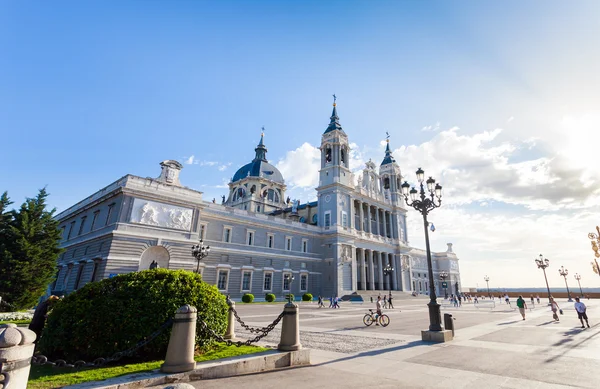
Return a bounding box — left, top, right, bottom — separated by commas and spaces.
534, 254, 552, 305
484, 275, 491, 298
191, 239, 211, 274
401, 167, 443, 332
284, 274, 295, 303
574, 273, 583, 298
558, 266, 572, 302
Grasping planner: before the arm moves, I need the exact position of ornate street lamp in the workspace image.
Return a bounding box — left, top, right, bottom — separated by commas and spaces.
383, 263, 394, 296
535, 254, 552, 305
574, 273, 583, 298
284, 274, 295, 303
439, 271, 449, 299
587, 226, 600, 277
401, 168, 443, 332
484, 275, 491, 298
558, 266, 572, 302
191, 239, 211, 274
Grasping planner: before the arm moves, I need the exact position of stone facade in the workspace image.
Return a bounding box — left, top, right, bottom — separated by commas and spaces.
51, 104, 461, 301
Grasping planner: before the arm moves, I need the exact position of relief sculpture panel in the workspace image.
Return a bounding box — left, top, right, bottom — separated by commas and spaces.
130, 198, 193, 230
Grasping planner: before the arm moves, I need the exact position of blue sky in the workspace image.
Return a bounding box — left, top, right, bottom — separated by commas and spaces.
2, 1, 600, 288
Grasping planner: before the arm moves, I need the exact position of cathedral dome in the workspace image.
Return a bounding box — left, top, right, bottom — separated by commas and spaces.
231, 133, 285, 184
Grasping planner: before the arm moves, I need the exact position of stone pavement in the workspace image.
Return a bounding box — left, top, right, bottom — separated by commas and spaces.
186, 298, 599, 389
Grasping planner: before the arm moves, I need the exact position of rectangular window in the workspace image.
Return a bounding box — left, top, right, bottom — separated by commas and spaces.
90, 261, 100, 282
283, 273, 292, 291
342, 212, 348, 228
324, 212, 331, 228
223, 227, 232, 243
63, 267, 72, 290
247, 231, 254, 246
217, 270, 229, 290
300, 274, 308, 292
61, 226, 66, 240
263, 272, 272, 291
286, 237, 292, 251
105, 203, 115, 226
74, 263, 85, 290
267, 234, 274, 248
91, 211, 100, 231
242, 271, 252, 291
78, 216, 87, 236
67, 221, 75, 240
302, 239, 308, 253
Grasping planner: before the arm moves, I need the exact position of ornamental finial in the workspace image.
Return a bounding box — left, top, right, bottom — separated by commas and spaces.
333, 94, 337, 106
386, 131, 390, 143
261, 126, 265, 137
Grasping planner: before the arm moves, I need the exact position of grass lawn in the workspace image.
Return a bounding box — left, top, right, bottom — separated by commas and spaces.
28, 344, 267, 389
0, 319, 31, 325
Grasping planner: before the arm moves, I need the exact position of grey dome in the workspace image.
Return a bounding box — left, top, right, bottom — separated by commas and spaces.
231, 133, 284, 184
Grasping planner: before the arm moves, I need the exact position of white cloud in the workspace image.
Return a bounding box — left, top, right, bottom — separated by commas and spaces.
276, 142, 321, 189
507, 116, 514, 123
184, 155, 195, 165
421, 121, 441, 132
218, 163, 232, 171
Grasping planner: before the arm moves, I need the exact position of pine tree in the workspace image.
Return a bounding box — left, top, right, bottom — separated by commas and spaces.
0, 189, 63, 311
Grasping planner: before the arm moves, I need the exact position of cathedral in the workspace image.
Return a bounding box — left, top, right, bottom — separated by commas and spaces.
51, 100, 461, 301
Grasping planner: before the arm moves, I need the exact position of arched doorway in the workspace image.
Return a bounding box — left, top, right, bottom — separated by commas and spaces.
139, 246, 170, 270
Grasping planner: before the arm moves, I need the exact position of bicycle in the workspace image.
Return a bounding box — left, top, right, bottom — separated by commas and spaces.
363, 309, 390, 327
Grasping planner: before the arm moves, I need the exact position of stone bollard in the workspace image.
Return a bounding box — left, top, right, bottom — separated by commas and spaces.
0, 323, 37, 389
224, 301, 236, 340
277, 302, 301, 351
161, 305, 197, 373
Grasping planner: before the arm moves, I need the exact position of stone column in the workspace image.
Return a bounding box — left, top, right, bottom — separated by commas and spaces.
360, 249, 367, 291
391, 254, 398, 291
162, 305, 197, 373
0, 324, 36, 389
363, 204, 369, 233
375, 207, 381, 236
349, 198, 355, 230
278, 303, 301, 351
358, 201, 364, 232
382, 252, 389, 291
377, 252, 384, 291
351, 246, 358, 291
368, 250, 375, 290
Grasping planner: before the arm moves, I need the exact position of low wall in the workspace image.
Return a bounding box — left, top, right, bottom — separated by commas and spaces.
474, 291, 600, 299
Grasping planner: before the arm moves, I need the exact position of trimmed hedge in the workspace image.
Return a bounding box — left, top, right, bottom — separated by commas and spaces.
265, 293, 276, 302
302, 293, 313, 302
38, 269, 228, 361
241, 293, 254, 303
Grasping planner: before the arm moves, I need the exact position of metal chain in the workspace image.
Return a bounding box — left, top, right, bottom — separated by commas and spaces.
31, 317, 173, 368
231, 307, 276, 334
0, 299, 16, 310
199, 310, 285, 347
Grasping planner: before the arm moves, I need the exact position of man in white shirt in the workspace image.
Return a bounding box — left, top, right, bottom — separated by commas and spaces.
574, 297, 590, 329
375, 296, 383, 326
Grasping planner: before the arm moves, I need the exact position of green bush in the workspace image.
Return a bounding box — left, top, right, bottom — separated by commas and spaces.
265, 293, 275, 302
38, 269, 228, 361
302, 293, 313, 302
286, 294, 295, 301
241, 293, 254, 303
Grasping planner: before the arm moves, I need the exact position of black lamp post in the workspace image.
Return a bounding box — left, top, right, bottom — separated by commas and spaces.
191, 239, 211, 274
439, 271, 449, 299
534, 254, 552, 305
484, 275, 491, 298
401, 168, 443, 332
284, 274, 295, 303
383, 263, 394, 296
574, 273, 583, 298
558, 266, 572, 302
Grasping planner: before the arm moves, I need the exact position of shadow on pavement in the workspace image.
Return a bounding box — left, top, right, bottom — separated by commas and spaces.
314, 340, 425, 367
537, 321, 560, 326
545, 326, 600, 363
497, 320, 520, 326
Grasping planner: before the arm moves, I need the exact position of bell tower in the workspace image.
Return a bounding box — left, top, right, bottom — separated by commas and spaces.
317, 95, 352, 189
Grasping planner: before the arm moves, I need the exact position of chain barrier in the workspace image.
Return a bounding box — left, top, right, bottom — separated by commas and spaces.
199, 310, 285, 347
0, 299, 17, 311
0, 358, 9, 389
31, 317, 173, 369
231, 307, 278, 334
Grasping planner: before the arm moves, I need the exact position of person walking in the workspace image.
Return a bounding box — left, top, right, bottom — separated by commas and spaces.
333, 296, 340, 309
458, 294, 462, 307
370, 296, 373, 303
328, 296, 333, 308
383, 295, 388, 309
530, 295, 534, 305
536, 294, 540, 304
318, 295, 324, 308
574, 297, 590, 328
504, 294, 510, 305
550, 297, 560, 321
388, 293, 394, 309
516, 295, 527, 320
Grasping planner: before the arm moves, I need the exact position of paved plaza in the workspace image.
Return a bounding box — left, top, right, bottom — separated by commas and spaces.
192, 296, 599, 389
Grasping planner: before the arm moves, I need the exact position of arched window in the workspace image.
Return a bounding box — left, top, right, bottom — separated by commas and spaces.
263, 189, 279, 202
232, 187, 238, 201
325, 146, 332, 163
234, 187, 245, 201
250, 185, 256, 194
383, 177, 390, 189
340, 148, 346, 164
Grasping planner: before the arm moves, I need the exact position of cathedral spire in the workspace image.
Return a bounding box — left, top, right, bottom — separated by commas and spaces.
254, 127, 268, 162
324, 94, 345, 134
380, 132, 396, 166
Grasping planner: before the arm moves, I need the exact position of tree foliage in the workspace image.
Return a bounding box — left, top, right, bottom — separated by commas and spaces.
0, 189, 63, 311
